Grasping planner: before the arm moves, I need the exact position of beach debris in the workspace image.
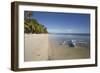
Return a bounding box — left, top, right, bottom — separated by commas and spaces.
59, 40, 66, 45
71, 40, 77, 46
66, 40, 87, 47
60, 39, 88, 48
67, 40, 75, 47
62, 41, 66, 45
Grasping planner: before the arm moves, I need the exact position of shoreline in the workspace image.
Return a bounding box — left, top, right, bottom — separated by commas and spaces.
48, 37, 90, 60
25, 34, 90, 61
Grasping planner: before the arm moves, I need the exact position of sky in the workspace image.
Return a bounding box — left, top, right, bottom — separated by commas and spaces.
27, 11, 90, 33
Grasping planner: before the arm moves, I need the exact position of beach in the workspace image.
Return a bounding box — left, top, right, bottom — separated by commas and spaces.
48, 39, 90, 60
24, 34, 49, 61
25, 34, 90, 62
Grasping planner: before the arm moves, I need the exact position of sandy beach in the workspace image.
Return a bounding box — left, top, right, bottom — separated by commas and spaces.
25, 34, 90, 62
48, 39, 90, 60
24, 34, 49, 61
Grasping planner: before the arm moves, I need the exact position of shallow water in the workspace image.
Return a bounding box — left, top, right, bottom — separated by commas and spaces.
49, 33, 90, 48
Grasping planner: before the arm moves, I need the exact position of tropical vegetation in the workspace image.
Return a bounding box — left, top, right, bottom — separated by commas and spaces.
24, 11, 48, 34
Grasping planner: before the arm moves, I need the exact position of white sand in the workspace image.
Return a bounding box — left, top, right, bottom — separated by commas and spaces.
48, 40, 90, 60
25, 34, 90, 62
24, 34, 49, 61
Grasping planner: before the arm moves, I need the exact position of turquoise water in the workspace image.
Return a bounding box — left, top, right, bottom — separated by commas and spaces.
49, 34, 90, 48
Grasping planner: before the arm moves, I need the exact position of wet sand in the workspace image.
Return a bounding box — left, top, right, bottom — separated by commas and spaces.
25, 34, 90, 62
48, 39, 90, 60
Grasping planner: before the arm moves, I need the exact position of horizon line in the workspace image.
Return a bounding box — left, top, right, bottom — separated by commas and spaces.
49, 32, 90, 34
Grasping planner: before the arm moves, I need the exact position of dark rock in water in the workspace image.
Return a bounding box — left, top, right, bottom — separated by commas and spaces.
67, 40, 75, 47
68, 43, 74, 47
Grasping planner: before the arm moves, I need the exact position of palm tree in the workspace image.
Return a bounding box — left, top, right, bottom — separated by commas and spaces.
24, 11, 48, 34
24, 11, 33, 21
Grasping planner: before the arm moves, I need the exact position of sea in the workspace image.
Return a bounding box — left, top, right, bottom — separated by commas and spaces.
49, 33, 90, 48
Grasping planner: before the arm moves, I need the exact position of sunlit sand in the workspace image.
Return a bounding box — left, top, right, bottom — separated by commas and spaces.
24, 34, 49, 61
25, 34, 90, 62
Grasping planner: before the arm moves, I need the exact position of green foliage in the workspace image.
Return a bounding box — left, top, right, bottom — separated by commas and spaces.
24, 11, 48, 34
